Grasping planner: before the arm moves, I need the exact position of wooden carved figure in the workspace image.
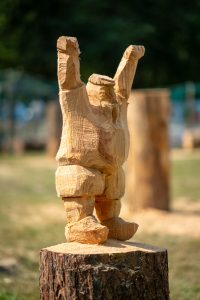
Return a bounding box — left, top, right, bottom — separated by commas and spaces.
55, 36, 145, 244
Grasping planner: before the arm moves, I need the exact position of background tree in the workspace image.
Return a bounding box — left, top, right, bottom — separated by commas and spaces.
0, 0, 200, 87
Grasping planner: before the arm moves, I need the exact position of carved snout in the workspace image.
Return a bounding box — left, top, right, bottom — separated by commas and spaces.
86, 74, 117, 105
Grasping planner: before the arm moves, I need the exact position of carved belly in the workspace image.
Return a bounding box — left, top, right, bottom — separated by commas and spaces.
57, 117, 127, 173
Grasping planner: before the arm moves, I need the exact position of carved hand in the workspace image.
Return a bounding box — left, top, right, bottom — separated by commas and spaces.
57, 36, 82, 90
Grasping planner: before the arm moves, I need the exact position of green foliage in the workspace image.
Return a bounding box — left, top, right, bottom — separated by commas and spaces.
0, 0, 200, 87
0, 292, 22, 300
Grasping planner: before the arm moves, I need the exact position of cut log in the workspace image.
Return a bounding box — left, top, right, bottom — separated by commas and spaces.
46, 101, 62, 157
124, 89, 170, 211
40, 239, 169, 300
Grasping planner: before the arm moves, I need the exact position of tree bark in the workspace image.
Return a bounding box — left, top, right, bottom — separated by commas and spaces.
124, 89, 170, 211
39, 239, 169, 300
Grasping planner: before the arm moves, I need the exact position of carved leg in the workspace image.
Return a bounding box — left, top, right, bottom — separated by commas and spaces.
95, 196, 138, 241
56, 165, 108, 244
63, 196, 108, 244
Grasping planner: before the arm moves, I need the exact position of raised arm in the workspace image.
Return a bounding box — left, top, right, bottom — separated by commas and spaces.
114, 45, 145, 101
57, 36, 83, 90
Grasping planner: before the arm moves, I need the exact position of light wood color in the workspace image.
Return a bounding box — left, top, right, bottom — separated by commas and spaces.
55, 36, 145, 244
102, 217, 138, 240
124, 89, 170, 211
40, 240, 169, 299
56, 165, 105, 197
65, 216, 109, 244
182, 129, 200, 149
114, 45, 145, 101
63, 196, 95, 223
95, 197, 121, 221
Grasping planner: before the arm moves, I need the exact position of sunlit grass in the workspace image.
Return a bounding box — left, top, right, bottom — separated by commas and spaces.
0, 151, 199, 299
172, 157, 200, 201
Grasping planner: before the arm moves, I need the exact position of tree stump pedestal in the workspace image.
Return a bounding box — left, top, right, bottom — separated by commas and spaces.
40, 239, 169, 300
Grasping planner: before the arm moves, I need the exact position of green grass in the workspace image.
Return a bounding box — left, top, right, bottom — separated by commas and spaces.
172, 158, 200, 201
0, 152, 200, 299
0, 154, 63, 299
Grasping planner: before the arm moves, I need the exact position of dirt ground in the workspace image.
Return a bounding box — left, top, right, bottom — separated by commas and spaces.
121, 197, 200, 238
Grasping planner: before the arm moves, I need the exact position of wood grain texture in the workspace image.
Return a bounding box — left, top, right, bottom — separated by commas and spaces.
40, 240, 169, 300
63, 197, 95, 223
65, 216, 109, 244
114, 45, 145, 101
124, 89, 170, 211
56, 166, 105, 197
46, 101, 62, 157
95, 198, 121, 222
55, 36, 145, 243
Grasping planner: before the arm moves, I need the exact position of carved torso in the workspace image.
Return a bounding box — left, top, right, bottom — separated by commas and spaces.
56, 83, 129, 174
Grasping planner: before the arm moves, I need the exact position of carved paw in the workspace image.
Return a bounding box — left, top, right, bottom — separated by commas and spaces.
124, 45, 145, 61
57, 36, 80, 55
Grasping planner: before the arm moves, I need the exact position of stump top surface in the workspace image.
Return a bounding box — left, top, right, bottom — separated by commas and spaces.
44, 239, 166, 255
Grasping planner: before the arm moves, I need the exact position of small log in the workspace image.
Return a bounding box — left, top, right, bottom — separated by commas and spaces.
46, 100, 62, 157
40, 240, 169, 300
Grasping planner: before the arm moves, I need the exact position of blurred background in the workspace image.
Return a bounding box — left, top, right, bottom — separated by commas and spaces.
0, 0, 200, 299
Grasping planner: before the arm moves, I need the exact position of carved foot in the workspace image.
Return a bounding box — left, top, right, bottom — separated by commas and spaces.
101, 217, 138, 241
65, 216, 109, 244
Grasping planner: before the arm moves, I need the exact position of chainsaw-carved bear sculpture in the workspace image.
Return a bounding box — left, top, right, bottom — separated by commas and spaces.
56, 36, 145, 244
